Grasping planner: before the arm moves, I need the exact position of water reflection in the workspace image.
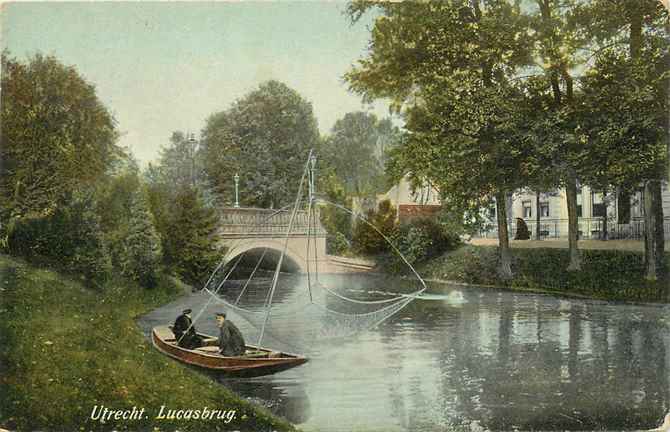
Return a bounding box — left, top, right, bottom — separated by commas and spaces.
138, 274, 670, 431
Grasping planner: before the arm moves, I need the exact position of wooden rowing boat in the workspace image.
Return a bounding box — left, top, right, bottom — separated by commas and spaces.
151, 326, 307, 377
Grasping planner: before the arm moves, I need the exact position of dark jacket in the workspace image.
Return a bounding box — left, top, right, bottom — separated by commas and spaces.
218, 320, 246, 356
173, 313, 201, 349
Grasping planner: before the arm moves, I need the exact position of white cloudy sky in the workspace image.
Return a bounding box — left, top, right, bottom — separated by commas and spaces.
2, 2, 393, 165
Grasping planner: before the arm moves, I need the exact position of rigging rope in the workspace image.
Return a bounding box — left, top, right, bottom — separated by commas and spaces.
179, 202, 302, 345
192, 150, 429, 351
234, 247, 269, 305
257, 148, 312, 346
316, 197, 427, 293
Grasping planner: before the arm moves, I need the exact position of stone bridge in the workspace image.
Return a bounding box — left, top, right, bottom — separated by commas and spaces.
218, 207, 373, 273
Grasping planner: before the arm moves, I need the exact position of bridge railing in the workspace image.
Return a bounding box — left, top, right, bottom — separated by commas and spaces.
219, 207, 327, 236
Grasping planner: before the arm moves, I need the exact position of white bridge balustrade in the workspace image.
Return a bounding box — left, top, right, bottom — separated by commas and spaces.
218, 207, 327, 238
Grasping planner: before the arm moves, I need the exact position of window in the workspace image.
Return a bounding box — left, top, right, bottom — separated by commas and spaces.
593, 203, 607, 218
540, 202, 550, 217
522, 201, 532, 218
617, 190, 631, 224
489, 206, 496, 219
592, 192, 606, 218
577, 189, 583, 218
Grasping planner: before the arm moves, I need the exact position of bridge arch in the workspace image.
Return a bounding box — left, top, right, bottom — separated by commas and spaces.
223, 240, 311, 273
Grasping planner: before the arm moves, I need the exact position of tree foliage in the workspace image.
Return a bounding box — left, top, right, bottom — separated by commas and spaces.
7, 190, 111, 285
351, 200, 397, 255
119, 191, 162, 288
201, 81, 320, 208
347, 0, 668, 278
158, 131, 204, 190
162, 187, 220, 287
346, 1, 533, 278
321, 112, 399, 197
0, 53, 120, 221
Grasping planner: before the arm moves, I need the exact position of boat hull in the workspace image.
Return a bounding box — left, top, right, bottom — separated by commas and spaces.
151, 326, 307, 377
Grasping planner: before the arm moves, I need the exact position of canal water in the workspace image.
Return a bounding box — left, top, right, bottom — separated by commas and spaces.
138, 274, 670, 431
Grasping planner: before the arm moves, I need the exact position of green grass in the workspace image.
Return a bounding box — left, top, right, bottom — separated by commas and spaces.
419, 245, 670, 302
0, 254, 296, 432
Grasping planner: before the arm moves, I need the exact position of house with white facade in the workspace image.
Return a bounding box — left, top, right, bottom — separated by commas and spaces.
486, 184, 670, 239
377, 174, 441, 223
379, 174, 670, 239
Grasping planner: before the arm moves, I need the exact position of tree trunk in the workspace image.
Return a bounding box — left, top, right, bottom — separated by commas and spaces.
602, 188, 608, 240
496, 191, 513, 279
629, 4, 666, 280
617, 189, 631, 224
536, 190, 541, 240
644, 180, 665, 281
565, 175, 581, 271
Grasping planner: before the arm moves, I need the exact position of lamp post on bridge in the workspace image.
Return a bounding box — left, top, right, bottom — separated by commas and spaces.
234, 173, 240, 208
188, 132, 197, 189
309, 154, 317, 202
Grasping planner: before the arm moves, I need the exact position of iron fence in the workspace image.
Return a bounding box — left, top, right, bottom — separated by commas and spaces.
478, 217, 670, 241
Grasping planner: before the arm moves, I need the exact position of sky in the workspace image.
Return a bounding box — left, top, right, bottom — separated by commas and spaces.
1, 1, 393, 165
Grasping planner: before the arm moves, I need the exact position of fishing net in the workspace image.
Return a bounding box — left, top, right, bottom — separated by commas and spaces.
202, 277, 418, 352
193, 151, 426, 352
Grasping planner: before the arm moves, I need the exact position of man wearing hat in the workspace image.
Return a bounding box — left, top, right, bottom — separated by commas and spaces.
215, 312, 246, 356
173, 308, 202, 349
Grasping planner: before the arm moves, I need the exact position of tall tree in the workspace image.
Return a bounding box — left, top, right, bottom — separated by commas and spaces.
201, 81, 320, 209
120, 191, 162, 288
158, 131, 203, 190
524, 0, 594, 271
578, 0, 668, 279
346, 1, 532, 278
154, 131, 218, 207
162, 186, 220, 287
96, 156, 142, 269
0, 53, 119, 222
321, 112, 399, 197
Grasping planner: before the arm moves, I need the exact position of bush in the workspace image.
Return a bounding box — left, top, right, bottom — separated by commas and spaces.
383, 217, 461, 273
351, 200, 397, 255
7, 193, 111, 285
326, 232, 350, 255
419, 245, 669, 302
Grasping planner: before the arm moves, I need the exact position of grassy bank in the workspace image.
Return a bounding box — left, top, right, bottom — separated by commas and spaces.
418, 245, 669, 302
0, 254, 296, 432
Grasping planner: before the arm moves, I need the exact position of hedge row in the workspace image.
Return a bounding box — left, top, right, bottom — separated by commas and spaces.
420, 245, 669, 302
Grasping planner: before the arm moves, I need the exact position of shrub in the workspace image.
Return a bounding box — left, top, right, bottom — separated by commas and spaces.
351, 199, 397, 255
419, 245, 669, 302
326, 232, 350, 255
7, 193, 111, 285
383, 217, 461, 274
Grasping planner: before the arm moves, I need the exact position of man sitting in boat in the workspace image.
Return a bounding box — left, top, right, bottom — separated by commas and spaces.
173, 308, 203, 349
215, 312, 246, 356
